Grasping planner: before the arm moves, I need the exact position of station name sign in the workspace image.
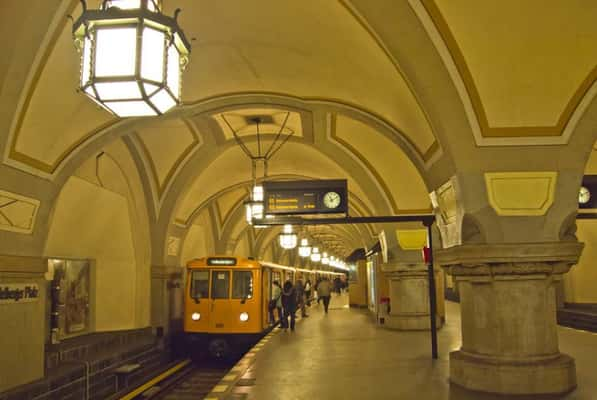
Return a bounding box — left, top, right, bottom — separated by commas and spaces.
263, 179, 348, 215
0, 283, 39, 304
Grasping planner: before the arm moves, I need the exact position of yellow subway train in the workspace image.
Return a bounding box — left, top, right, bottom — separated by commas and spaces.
183, 256, 342, 358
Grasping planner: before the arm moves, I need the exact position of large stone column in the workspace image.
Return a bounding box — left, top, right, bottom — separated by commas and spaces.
382, 262, 442, 330
437, 242, 582, 395
151, 265, 183, 338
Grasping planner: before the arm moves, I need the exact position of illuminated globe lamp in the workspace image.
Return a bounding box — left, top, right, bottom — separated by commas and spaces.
279, 225, 298, 250
73, 0, 191, 117
298, 239, 312, 258
310, 247, 321, 263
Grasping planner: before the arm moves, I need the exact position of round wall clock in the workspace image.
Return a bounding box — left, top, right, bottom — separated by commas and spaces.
579, 186, 591, 204
323, 191, 341, 209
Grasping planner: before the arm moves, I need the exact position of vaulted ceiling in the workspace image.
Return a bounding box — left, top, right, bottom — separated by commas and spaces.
1, 0, 596, 262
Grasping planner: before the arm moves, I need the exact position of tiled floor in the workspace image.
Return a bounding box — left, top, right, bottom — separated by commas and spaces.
224, 294, 597, 400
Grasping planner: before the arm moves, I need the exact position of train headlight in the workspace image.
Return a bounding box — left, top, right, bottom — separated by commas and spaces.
191, 312, 201, 321
240, 312, 249, 322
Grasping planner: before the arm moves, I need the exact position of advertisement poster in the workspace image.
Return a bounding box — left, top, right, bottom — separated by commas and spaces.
52, 259, 90, 336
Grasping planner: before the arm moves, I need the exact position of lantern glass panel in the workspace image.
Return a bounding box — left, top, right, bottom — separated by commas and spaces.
95, 27, 137, 77
245, 203, 252, 224
167, 44, 180, 98
105, 0, 142, 10
251, 203, 263, 219
143, 83, 160, 96
81, 37, 92, 86
141, 26, 165, 82
104, 100, 157, 117
95, 81, 141, 100
150, 88, 176, 113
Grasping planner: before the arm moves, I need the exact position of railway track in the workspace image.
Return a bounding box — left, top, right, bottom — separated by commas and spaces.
120, 358, 236, 400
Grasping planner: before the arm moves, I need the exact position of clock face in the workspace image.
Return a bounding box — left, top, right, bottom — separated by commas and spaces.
323, 191, 341, 209
579, 186, 591, 204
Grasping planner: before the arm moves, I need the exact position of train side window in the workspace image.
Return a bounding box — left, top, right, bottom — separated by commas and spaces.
190, 271, 209, 299
232, 271, 253, 300
211, 270, 230, 299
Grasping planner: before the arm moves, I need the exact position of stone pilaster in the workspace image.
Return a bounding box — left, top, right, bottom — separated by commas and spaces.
0, 255, 47, 392
381, 262, 442, 330
151, 265, 183, 338
436, 242, 583, 395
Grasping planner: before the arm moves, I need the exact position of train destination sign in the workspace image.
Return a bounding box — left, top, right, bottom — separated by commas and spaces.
263, 179, 348, 215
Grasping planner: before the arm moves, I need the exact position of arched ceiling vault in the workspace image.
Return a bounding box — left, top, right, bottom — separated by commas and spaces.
3, 0, 597, 263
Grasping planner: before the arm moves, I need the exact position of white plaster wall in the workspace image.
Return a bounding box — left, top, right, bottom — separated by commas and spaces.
44, 177, 138, 331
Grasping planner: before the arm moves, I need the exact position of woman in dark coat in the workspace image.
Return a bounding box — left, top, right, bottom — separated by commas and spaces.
281, 280, 297, 331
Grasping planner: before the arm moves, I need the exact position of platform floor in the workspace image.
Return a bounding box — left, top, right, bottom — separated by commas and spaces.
223, 294, 597, 400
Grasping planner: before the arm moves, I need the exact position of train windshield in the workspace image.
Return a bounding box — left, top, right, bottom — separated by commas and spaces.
190, 271, 209, 299
232, 271, 253, 300
211, 270, 230, 299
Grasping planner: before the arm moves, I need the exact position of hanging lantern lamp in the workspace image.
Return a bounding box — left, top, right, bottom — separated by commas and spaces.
279, 225, 298, 250
73, 0, 191, 117
298, 238, 312, 258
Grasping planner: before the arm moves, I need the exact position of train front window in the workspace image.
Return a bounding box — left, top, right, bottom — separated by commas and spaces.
211, 270, 230, 299
232, 271, 253, 300
190, 271, 209, 300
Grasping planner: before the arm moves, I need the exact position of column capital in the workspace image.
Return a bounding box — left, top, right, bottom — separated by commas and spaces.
381, 262, 427, 278
436, 242, 583, 277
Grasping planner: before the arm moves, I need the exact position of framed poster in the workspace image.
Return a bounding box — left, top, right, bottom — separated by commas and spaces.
50, 259, 90, 337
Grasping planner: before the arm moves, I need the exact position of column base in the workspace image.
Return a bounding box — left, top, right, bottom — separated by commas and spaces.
450, 350, 577, 395
384, 313, 442, 330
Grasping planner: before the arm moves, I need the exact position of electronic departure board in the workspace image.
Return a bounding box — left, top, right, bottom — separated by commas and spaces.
263, 180, 348, 215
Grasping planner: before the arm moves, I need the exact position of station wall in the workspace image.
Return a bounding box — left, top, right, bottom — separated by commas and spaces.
180, 224, 210, 265
44, 176, 145, 331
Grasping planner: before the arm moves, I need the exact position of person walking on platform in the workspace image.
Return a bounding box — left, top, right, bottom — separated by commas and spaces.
269, 281, 282, 325
281, 280, 297, 331
304, 279, 312, 306
315, 277, 323, 305
295, 276, 308, 318
333, 277, 342, 295
318, 277, 332, 314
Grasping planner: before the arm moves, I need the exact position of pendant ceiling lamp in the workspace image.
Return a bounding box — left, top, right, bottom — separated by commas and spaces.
298, 238, 312, 258
73, 0, 191, 117
279, 225, 298, 250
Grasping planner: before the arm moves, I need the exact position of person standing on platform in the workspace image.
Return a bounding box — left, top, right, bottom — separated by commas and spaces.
269, 281, 282, 325
281, 280, 297, 331
295, 276, 308, 318
304, 279, 312, 306
318, 277, 332, 314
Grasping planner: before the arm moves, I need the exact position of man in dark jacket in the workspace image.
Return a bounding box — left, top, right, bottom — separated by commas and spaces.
281, 280, 297, 331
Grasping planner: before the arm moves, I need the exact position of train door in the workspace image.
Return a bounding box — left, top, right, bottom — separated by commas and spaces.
188, 269, 210, 330
209, 269, 234, 330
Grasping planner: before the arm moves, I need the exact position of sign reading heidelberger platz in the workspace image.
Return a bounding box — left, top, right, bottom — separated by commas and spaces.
0, 283, 39, 304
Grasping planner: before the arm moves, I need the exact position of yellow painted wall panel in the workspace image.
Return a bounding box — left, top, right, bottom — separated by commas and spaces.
44, 177, 138, 332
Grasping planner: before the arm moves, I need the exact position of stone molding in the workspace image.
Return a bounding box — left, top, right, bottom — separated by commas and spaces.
381, 262, 427, 276
436, 242, 583, 277
0, 255, 47, 277
151, 265, 183, 280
